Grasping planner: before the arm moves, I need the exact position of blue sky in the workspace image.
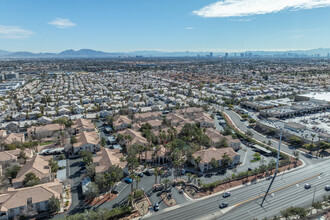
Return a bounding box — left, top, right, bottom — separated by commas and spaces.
1, 0, 330, 52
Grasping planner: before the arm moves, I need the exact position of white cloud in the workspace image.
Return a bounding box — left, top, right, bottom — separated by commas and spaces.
0, 25, 33, 39
48, 18, 76, 29
193, 0, 330, 17
185, 27, 194, 30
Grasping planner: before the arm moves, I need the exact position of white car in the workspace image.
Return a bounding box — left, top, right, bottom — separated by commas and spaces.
154, 203, 159, 211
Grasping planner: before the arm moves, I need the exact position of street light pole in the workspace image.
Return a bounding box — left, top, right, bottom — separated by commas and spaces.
310, 186, 317, 215
261, 128, 282, 207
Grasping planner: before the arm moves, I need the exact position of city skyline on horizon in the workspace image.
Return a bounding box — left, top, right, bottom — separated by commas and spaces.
1, 0, 330, 53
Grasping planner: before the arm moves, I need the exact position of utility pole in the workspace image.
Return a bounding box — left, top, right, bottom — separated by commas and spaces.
310, 186, 317, 215
261, 128, 282, 207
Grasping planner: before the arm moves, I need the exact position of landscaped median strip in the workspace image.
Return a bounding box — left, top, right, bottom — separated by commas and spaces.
233, 173, 321, 207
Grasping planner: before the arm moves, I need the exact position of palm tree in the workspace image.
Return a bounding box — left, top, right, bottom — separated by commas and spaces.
192, 174, 198, 184
154, 168, 159, 184
197, 178, 202, 187
130, 174, 136, 192
187, 173, 192, 182
127, 193, 134, 205
311, 134, 316, 146
135, 176, 141, 190
137, 145, 145, 162
159, 170, 164, 185
194, 156, 202, 171
163, 178, 170, 191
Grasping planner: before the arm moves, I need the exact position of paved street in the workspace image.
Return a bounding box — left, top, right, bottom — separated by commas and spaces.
54, 109, 328, 219
145, 159, 330, 220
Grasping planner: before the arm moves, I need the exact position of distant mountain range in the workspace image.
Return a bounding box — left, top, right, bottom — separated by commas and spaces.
0, 48, 329, 58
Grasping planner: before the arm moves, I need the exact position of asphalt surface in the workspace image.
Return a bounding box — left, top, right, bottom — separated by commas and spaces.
224, 109, 325, 166
142, 109, 330, 220
144, 159, 330, 220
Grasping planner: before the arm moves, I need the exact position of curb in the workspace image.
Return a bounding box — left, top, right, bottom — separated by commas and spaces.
160, 193, 177, 207
223, 111, 306, 165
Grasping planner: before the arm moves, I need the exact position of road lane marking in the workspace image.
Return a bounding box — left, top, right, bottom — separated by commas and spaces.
233, 173, 321, 207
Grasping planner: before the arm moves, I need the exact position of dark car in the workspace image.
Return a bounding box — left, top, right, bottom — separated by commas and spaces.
222, 192, 231, 198
325, 185, 330, 191
219, 202, 228, 209
196, 172, 203, 177
111, 188, 119, 194
304, 183, 311, 189
205, 173, 213, 178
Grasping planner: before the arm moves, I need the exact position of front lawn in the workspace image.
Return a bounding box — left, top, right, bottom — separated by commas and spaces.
40, 141, 55, 146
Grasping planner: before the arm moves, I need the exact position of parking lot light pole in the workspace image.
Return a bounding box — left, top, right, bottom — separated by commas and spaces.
261, 128, 282, 207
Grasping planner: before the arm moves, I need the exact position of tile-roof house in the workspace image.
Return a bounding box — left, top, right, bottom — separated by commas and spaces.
113, 115, 132, 131
117, 129, 148, 149
195, 112, 214, 128
2, 133, 25, 145
27, 124, 64, 138
191, 147, 240, 172
0, 151, 18, 165
0, 180, 63, 219
72, 118, 95, 134
12, 155, 52, 188
133, 112, 162, 122
205, 128, 241, 150
72, 131, 100, 154
93, 148, 128, 174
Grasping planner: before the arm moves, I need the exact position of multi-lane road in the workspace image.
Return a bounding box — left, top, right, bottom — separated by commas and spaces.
146, 159, 330, 220
144, 109, 330, 220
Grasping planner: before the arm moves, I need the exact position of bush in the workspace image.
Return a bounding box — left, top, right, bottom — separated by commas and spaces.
133, 190, 144, 199
65, 205, 132, 220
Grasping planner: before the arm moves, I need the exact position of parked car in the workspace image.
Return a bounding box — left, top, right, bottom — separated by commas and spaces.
181, 169, 186, 175
154, 203, 159, 211
205, 173, 213, 178
124, 178, 133, 183
304, 183, 311, 189
111, 188, 119, 194
219, 202, 228, 209
222, 192, 231, 198
138, 172, 144, 177
145, 168, 155, 176
154, 184, 165, 192
325, 185, 330, 191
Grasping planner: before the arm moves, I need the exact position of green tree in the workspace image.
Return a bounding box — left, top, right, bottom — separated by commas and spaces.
70, 136, 77, 144
210, 158, 219, 169
48, 195, 61, 213
101, 136, 106, 147
246, 130, 253, 137
85, 182, 99, 201
222, 153, 232, 167
49, 158, 59, 173
5, 165, 21, 183
288, 136, 303, 146
218, 137, 228, 148
303, 143, 316, 155
163, 178, 170, 191
79, 151, 93, 165
23, 172, 41, 187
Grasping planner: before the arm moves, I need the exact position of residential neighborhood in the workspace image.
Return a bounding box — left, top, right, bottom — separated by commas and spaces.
0, 57, 329, 220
